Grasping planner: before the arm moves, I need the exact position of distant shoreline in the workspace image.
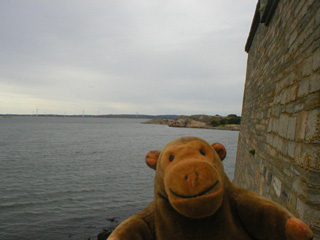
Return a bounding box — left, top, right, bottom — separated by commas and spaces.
0, 114, 178, 119
1, 114, 241, 131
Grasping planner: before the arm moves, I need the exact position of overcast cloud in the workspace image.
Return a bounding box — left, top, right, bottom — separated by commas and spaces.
0, 0, 256, 115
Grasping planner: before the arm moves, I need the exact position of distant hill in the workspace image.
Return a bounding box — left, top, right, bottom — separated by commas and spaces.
143, 114, 241, 131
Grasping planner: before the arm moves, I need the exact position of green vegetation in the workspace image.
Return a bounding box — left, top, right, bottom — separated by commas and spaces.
226, 114, 241, 124
210, 114, 241, 127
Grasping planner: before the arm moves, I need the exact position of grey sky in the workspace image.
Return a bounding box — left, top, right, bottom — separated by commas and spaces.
0, 0, 256, 115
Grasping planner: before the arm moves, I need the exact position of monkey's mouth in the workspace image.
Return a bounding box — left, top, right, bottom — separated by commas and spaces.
169, 180, 219, 199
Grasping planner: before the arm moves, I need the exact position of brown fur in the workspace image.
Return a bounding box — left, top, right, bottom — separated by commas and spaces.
107, 137, 314, 240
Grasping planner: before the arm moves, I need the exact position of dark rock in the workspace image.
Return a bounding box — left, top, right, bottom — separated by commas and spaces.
97, 229, 112, 240
107, 217, 118, 223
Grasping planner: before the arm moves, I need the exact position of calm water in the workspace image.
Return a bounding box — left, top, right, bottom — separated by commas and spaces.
0, 117, 239, 240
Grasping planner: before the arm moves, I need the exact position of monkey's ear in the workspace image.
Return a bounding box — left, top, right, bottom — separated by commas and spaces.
211, 143, 227, 161
145, 150, 161, 170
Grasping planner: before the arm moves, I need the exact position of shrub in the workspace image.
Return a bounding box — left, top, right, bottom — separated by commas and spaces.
227, 117, 241, 124
226, 115, 241, 124
219, 119, 227, 125
211, 120, 220, 127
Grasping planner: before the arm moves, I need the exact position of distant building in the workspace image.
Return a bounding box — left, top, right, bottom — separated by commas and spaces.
233, 0, 319, 237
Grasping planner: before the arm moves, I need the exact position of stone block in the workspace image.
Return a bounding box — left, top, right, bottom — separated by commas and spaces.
310, 73, 320, 92
290, 84, 299, 101
287, 116, 297, 140
285, 88, 292, 103
267, 119, 273, 132
281, 141, 289, 156
275, 105, 281, 117
281, 90, 287, 104
305, 108, 320, 143
274, 135, 284, 151
294, 143, 303, 165
272, 117, 280, 133
272, 176, 282, 197
269, 146, 277, 158
298, 79, 310, 98
293, 175, 306, 194
301, 143, 320, 169
288, 141, 296, 158
295, 111, 308, 141
279, 114, 290, 137
266, 133, 274, 145
289, 30, 298, 48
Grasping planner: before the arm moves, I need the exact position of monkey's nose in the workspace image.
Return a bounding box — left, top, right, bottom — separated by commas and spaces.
185, 172, 199, 188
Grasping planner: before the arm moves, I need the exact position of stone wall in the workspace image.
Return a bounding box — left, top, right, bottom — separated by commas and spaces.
233, 0, 320, 237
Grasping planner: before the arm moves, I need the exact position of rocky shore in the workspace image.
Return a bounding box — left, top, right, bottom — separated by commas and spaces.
142, 118, 169, 125
143, 114, 241, 131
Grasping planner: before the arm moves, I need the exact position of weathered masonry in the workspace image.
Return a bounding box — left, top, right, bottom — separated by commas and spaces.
233, 0, 320, 237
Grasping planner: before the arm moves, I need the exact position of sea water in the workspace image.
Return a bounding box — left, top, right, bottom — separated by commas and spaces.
0, 117, 239, 239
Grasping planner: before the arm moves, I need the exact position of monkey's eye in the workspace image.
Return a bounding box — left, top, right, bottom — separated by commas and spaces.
169, 154, 174, 162
200, 149, 206, 156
